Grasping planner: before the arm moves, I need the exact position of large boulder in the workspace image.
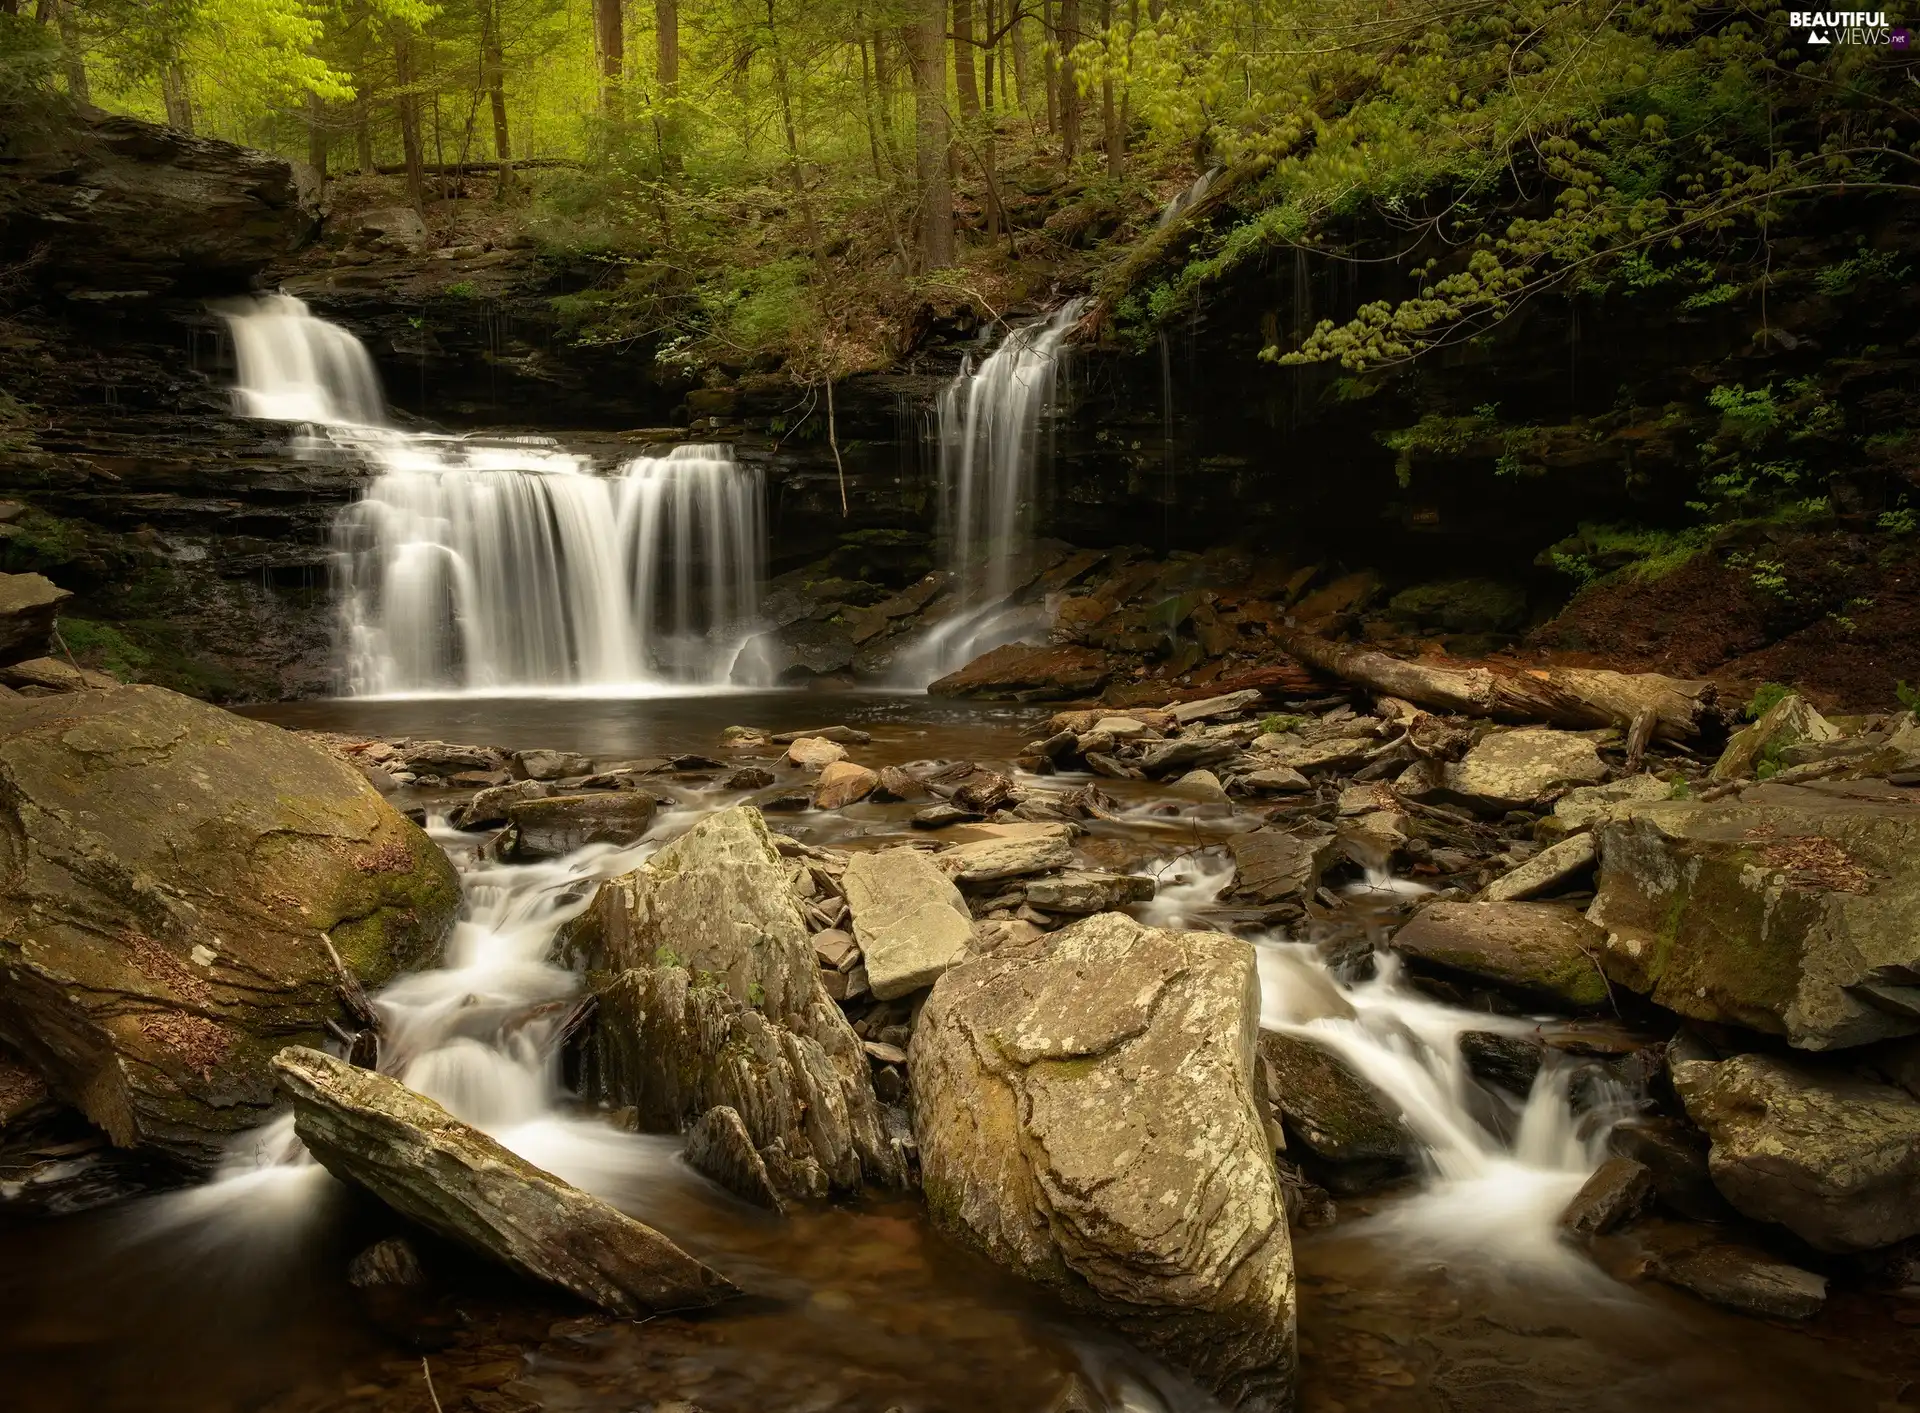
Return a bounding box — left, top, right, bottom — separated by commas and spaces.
0, 687, 459, 1166
1441, 728, 1609, 812
911, 912, 1296, 1411
564, 806, 904, 1197
840, 848, 973, 1000
1671, 1050, 1920, 1253
274, 1047, 733, 1314
0, 106, 321, 295
1588, 783, 1920, 1049
1392, 901, 1612, 1009
0, 573, 68, 667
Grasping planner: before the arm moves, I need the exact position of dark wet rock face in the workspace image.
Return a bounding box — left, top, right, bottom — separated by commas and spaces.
0, 105, 321, 294
0, 686, 458, 1167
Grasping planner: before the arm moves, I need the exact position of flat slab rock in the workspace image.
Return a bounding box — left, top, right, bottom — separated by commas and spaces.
841, 848, 974, 1000
910, 911, 1296, 1411
1226, 828, 1337, 906
935, 824, 1076, 884
275, 1047, 733, 1316
1440, 728, 1609, 812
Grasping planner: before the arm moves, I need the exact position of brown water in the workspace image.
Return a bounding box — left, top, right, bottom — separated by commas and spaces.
5, 690, 1916, 1413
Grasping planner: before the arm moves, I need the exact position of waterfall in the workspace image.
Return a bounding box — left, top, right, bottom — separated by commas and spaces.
897, 298, 1087, 684
220, 295, 766, 695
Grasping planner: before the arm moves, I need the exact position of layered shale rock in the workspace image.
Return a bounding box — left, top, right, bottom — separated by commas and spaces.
275, 1047, 733, 1314
565, 805, 904, 1198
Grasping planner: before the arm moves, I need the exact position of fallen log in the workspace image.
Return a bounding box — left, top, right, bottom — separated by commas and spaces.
1269, 628, 1721, 742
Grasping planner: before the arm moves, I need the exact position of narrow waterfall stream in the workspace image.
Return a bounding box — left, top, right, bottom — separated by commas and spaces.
897, 299, 1088, 683
225, 296, 766, 694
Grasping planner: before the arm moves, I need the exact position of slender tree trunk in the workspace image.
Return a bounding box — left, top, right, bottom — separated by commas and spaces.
1010, 8, 1030, 112
905, 1, 952, 269
872, 27, 901, 168
594, 0, 625, 116
654, 0, 678, 159
355, 88, 375, 173
764, 0, 817, 250
981, 0, 996, 113
53, 0, 89, 104
1099, 0, 1120, 177
483, 0, 511, 159
858, 35, 886, 179
307, 93, 329, 179
392, 29, 426, 208
1058, 0, 1079, 163
1041, 0, 1056, 131
952, 0, 980, 119
161, 62, 194, 133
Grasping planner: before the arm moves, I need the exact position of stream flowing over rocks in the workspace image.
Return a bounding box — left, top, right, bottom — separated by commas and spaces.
6, 111, 1920, 1411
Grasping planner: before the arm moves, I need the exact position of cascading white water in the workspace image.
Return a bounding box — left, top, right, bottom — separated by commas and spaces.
896, 299, 1088, 684
1142, 849, 1630, 1276
332, 444, 766, 694
221, 295, 767, 695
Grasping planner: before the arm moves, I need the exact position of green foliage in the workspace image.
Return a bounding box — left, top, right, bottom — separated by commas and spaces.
1897, 681, 1920, 714
1543, 523, 1704, 587
1880, 508, 1917, 536
1668, 776, 1692, 801
1744, 683, 1792, 720
1377, 402, 1544, 487
1813, 247, 1911, 297
1706, 384, 1781, 446
443, 280, 478, 298
1259, 713, 1305, 735
57, 618, 152, 680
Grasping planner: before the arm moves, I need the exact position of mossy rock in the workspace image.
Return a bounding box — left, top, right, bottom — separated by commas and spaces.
0, 685, 459, 1168
1387, 577, 1529, 634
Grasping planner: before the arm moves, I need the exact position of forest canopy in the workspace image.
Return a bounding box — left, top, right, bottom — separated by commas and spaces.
1, 0, 1914, 376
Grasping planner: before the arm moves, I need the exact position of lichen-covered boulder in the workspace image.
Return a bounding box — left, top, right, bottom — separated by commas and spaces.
1708, 693, 1840, 783
1588, 784, 1920, 1049
910, 912, 1296, 1411
565, 805, 904, 1197
0, 686, 458, 1166
1671, 1050, 1920, 1253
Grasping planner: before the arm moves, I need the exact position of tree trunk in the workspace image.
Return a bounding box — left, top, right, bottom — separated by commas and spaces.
161, 63, 193, 133
392, 29, 426, 208
1099, 0, 1121, 177
906, 0, 952, 269
1041, 0, 1056, 131
858, 36, 885, 179
1010, 8, 1030, 112
952, 0, 980, 119
483, 0, 511, 159
355, 88, 375, 173
1268, 628, 1722, 742
1057, 0, 1079, 162
307, 93, 328, 180
764, 0, 815, 247
982, 0, 996, 112
52, 0, 88, 104
594, 0, 625, 114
